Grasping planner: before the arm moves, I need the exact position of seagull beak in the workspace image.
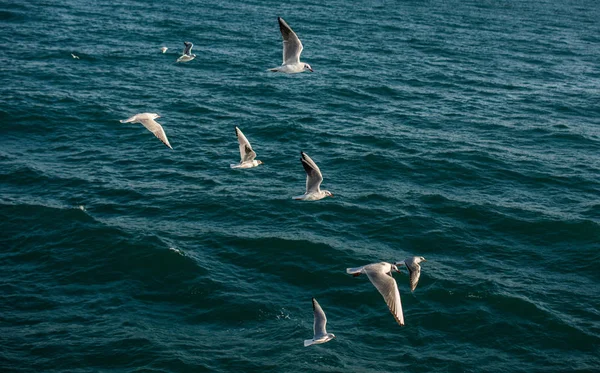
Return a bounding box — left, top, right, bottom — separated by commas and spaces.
309, 67, 314, 72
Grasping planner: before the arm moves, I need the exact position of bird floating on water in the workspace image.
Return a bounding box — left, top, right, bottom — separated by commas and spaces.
269, 17, 313, 73
119, 113, 173, 149
347, 262, 405, 326
304, 298, 335, 347
230, 127, 262, 169
293, 152, 333, 201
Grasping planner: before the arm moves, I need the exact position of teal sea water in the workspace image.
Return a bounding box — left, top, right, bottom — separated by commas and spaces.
1, 0, 599, 371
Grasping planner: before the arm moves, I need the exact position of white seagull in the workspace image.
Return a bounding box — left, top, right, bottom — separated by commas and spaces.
71, 53, 80, 59
396, 256, 427, 292
269, 17, 313, 74
347, 262, 405, 326
230, 126, 262, 169
176, 42, 196, 62
119, 113, 173, 149
161, 47, 168, 53
293, 152, 333, 201
304, 298, 335, 347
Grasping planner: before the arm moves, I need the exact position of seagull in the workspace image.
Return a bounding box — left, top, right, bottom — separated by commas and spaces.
269, 17, 313, 73
396, 256, 426, 292
161, 47, 168, 53
119, 113, 173, 149
230, 126, 262, 169
347, 262, 405, 326
176, 42, 196, 62
293, 152, 333, 201
304, 298, 335, 347
71, 53, 80, 59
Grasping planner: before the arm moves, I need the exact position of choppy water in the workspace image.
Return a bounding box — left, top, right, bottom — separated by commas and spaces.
1, 0, 599, 372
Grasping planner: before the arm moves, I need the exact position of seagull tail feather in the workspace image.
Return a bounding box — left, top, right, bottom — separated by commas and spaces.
346, 266, 364, 275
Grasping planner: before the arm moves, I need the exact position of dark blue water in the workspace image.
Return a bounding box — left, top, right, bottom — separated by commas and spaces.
1, 0, 599, 371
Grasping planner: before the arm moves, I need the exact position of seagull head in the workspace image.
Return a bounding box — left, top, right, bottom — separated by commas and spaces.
324, 190, 333, 198
391, 264, 401, 273
257, 160, 263, 165
150, 113, 160, 119
416, 256, 426, 263
304, 63, 314, 72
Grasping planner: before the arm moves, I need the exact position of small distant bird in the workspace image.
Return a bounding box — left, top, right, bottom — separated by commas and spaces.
161, 47, 168, 53
396, 256, 427, 292
230, 127, 262, 169
269, 17, 313, 73
293, 152, 333, 201
119, 113, 173, 149
347, 262, 405, 326
176, 41, 196, 62
304, 298, 335, 347
71, 53, 80, 59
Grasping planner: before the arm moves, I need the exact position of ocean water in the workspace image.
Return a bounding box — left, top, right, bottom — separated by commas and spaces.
1, 0, 599, 371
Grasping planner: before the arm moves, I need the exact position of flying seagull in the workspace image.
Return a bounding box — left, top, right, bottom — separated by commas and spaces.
176, 42, 196, 62
304, 298, 335, 347
269, 17, 313, 73
71, 53, 80, 59
161, 47, 168, 53
292, 152, 333, 201
347, 262, 405, 326
230, 126, 262, 169
119, 113, 173, 149
396, 256, 427, 292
